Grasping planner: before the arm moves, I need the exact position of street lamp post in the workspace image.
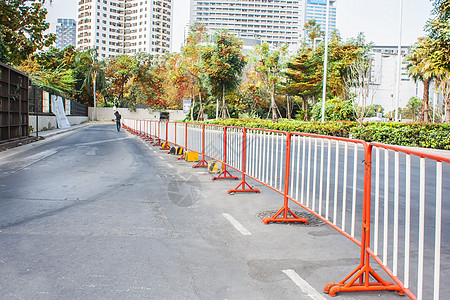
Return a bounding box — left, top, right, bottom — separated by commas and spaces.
321, 0, 331, 123
394, 0, 404, 122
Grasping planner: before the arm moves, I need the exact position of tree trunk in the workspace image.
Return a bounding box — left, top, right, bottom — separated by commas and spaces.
303, 97, 308, 121
93, 76, 97, 121
190, 93, 195, 121
445, 95, 450, 123
422, 78, 431, 122
220, 84, 229, 119
197, 90, 204, 121
287, 95, 291, 120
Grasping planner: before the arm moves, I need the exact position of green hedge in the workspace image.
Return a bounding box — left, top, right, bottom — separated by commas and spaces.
204, 119, 357, 137
350, 122, 450, 150
200, 119, 450, 150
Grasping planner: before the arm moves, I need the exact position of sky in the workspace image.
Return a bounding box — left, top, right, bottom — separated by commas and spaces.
44, 0, 434, 52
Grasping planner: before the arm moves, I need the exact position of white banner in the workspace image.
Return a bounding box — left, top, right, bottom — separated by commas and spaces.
51, 95, 71, 129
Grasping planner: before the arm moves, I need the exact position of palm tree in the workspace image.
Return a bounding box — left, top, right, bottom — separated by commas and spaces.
76, 49, 105, 121
406, 37, 438, 122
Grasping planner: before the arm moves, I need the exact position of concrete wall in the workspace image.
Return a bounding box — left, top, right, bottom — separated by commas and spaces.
29, 115, 89, 132
88, 107, 187, 121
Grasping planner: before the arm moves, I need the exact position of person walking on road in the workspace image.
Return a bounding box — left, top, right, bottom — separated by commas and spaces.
114, 111, 122, 131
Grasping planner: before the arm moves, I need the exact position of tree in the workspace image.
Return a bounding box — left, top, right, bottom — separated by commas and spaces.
303, 19, 323, 46
344, 56, 376, 125
406, 37, 439, 122
283, 49, 322, 121
435, 71, 450, 122
133, 53, 167, 108
0, 0, 56, 65
402, 96, 422, 121
201, 30, 246, 119
426, 0, 450, 122
251, 42, 288, 121
76, 49, 106, 119
18, 46, 77, 97
105, 55, 137, 107
181, 23, 209, 120
328, 32, 372, 100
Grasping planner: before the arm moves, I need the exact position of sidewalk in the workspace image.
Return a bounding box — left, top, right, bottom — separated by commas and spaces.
0, 122, 94, 153
32, 122, 94, 139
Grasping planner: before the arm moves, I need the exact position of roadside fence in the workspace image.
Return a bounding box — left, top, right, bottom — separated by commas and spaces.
122, 119, 449, 300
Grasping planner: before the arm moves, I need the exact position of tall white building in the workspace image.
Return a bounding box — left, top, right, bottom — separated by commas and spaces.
56, 19, 77, 50
369, 46, 423, 113
77, 0, 173, 58
189, 0, 308, 46
305, 0, 336, 33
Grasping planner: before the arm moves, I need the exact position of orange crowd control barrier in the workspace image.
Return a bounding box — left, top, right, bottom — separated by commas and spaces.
122, 119, 448, 299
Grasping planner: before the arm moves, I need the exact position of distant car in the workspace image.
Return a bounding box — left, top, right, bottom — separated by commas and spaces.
363, 117, 382, 122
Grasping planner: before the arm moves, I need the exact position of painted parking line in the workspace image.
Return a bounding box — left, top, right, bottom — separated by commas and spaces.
222, 213, 252, 236
282, 269, 326, 300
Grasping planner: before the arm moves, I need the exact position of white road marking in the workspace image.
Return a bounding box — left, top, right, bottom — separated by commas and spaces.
222, 213, 252, 236
159, 156, 165, 160
75, 136, 132, 146
282, 269, 326, 300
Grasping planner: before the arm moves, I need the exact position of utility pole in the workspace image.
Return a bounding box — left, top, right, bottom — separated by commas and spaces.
394, 0, 404, 122
321, 0, 330, 123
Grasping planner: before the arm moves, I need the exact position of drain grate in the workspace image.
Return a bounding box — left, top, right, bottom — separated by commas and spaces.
256, 210, 325, 226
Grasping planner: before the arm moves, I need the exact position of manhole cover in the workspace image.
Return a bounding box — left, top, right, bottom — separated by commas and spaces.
257, 210, 325, 226
166, 173, 202, 207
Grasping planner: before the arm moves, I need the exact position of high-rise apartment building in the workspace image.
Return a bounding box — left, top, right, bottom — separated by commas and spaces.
189, 0, 337, 46
76, 0, 173, 58
189, 0, 307, 46
305, 0, 336, 33
55, 19, 77, 50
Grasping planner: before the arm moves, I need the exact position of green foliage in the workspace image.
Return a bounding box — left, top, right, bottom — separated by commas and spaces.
312, 97, 355, 121
0, 1, 56, 65
201, 30, 246, 118
196, 118, 450, 150
350, 122, 450, 149
204, 118, 357, 137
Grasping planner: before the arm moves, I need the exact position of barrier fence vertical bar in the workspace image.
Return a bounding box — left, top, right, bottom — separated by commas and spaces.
228, 128, 259, 194
262, 133, 308, 224
434, 161, 442, 300
325, 139, 331, 219
393, 151, 400, 276
333, 141, 339, 225
351, 143, 358, 237
325, 144, 403, 297
374, 147, 380, 255
193, 124, 208, 168
213, 126, 239, 180
312, 138, 318, 211
178, 122, 187, 160
383, 149, 389, 266
154, 121, 161, 146
404, 154, 411, 289
319, 139, 324, 216
342, 142, 348, 231
417, 157, 426, 300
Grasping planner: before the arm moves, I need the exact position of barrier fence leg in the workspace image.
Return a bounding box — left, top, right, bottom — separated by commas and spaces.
324, 146, 404, 297
227, 128, 259, 193
263, 133, 308, 224
213, 126, 239, 180
193, 124, 208, 168
161, 122, 171, 150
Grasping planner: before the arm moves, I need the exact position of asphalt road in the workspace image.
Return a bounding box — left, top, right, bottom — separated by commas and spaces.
0, 123, 438, 299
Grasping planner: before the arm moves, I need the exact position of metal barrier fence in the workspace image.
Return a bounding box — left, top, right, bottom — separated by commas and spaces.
122, 119, 448, 300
